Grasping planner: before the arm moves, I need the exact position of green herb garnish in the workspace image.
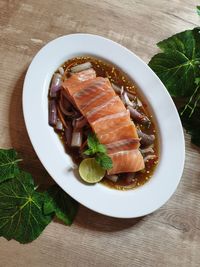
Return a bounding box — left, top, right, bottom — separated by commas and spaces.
43, 184, 78, 226
84, 133, 107, 155
84, 133, 113, 169
149, 7, 200, 147
95, 153, 113, 170
0, 148, 78, 244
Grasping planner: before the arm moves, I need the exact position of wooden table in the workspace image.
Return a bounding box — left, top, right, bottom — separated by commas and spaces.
0, 0, 200, 266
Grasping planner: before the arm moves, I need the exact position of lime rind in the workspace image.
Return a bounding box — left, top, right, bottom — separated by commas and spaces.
79, 158, 106, 184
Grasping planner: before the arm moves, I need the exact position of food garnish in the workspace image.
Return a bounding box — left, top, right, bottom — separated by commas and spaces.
49, 56, 159, 189
79, 158, 106, 183
84, 133, 113, 170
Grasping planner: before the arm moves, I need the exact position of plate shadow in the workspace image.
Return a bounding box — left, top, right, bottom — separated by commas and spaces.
75, 205, 143, 232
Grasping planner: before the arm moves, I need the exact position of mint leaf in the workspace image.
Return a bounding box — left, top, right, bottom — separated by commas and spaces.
149, 28, 200, 97
96, 144, 107, 153
95, 153, 113, 170
87, 133, 98, 153
0, 149, 22, 182
43, 185, 78, 225
86, 133, 107, 154
84, 134, 112, 169
197, 6, 200, 16
0, 171, 52, 244
83, 148, 93, 156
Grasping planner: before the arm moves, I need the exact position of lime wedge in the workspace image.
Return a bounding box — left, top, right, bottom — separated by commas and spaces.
79, 158, 106, 184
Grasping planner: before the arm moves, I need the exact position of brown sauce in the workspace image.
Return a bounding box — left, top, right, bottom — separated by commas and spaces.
50, 56, 159, 190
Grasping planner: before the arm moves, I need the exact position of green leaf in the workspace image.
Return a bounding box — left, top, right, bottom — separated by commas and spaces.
197, 6, 200, 16
0, 149, 22, 182
179, 105, 200, 146
85, 133, 107, 154
43, 185, 78, 225
83, 148, 93, 156
95, 153, 113, 170
0, 171, 52, 243
96, 144, 107, 153
195, 77, 200, 85
87, 133, 98, 152
149, 27, 200, 147
149, 28, 200, 97
180, 84, 200, 118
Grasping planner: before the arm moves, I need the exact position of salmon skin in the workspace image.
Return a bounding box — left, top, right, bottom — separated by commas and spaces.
62, 67, 144, 174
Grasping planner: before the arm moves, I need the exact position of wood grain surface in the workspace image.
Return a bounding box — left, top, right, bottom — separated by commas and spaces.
0, 0, 200, 266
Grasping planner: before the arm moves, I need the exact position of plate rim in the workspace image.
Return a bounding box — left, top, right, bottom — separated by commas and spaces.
22, 33, 185, 218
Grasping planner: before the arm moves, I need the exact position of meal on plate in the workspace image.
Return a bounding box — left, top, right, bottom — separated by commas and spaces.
48, 56, 159, 190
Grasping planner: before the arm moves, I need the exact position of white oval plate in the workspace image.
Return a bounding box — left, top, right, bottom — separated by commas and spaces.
23, 34, 185, 218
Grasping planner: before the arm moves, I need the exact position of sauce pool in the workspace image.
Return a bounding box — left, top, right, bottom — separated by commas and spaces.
50, 56, 159, 190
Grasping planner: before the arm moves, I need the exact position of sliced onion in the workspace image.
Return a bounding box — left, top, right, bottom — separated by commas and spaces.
106, 175, 118, 183
137, 130, 155, 147
57, 106, 68, 129
70, 62, 92, 73
71, 130, 82, 147
80, 139, 87, 151
136, 97, 143, 107
126, 92, 136, 101
65, 125, 72, 146
140, 145, 154, 154
112, 83, 136, 101
59, 92, 75, 117
111, 83, 121, 94
120, 86, 126, 105
144, 154, 157, 162
120, 86, 137, 108
55, 119, 63, 131
124, 91, 134, 107
128, 106, 150, 126
73, 116, 87, 129
58, 67, 64, 76
50, 73, 62, 98
48, 99, 57, 126
61, 90, 80, 111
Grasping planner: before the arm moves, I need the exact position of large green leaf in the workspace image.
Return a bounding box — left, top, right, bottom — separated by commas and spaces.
197, 6, 200, 17
0, 149, 22, 182
149, 28, 200, 97
0, 171, 52, 243
180, 103, 200, 147
43, 185, 78, 225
